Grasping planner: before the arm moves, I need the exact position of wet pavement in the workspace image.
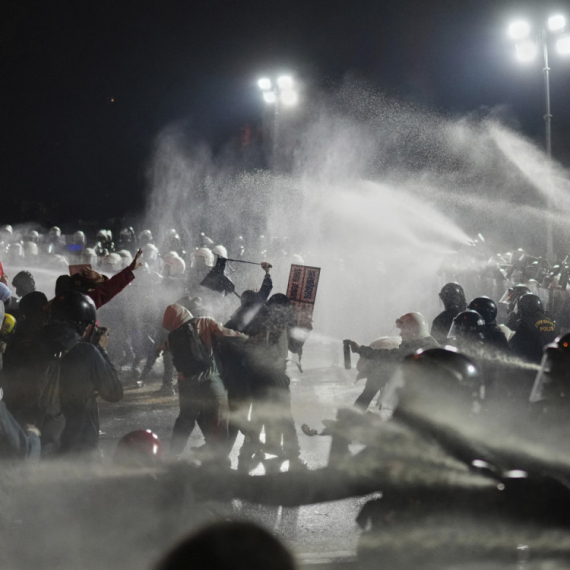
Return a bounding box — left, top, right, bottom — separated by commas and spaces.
98, 342, 373, 565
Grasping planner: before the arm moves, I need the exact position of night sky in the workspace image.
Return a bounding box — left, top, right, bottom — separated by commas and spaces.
3, 0, 570, 223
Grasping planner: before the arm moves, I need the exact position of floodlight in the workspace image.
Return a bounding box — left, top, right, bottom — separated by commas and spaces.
263, 91, 277, 104
557, 35, 570, 54
277, 75, 293, 89
508, 20, 531, 40
280, 90, 298, 106
548, 14, 566, 32
258, 78, 272, 91
516, 40, 538, 61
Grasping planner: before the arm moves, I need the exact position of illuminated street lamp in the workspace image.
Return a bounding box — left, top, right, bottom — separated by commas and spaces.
258, 74, 299, 107
257, 74, 299, 169
507, 14, 569, 258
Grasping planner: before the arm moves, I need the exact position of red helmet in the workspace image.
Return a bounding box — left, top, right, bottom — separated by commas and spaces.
114, 429, 163, 467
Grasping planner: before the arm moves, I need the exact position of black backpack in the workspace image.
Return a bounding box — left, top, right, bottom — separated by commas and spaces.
3, 340, 73, 427
168, 319, 213, 378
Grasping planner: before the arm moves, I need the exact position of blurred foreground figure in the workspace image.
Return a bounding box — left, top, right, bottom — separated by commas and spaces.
431, 283, 467, 344
156, 521, 296, 570
530, 332, 570, 423
162, 303, 246, 461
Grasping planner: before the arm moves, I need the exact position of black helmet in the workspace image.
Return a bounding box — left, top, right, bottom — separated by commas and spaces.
51, 291, 97, 333
530, 333, 570, 403
467, 296, 497, 325
439, 282, 467, 312
517, 293, 543, 317
500, 284, 530, 314
404, 347, 481, 393
383, 347, 484, 416
448, 310, 485, 341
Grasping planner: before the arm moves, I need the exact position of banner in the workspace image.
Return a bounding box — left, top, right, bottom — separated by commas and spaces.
286, 264, 321, 329
69, 264, 92, 276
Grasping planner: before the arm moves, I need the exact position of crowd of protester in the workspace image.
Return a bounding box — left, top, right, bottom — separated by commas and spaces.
2, 223, 570, 567
0, 223, 310, 473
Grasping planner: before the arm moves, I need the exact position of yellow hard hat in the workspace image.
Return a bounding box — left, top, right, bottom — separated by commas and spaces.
1, 313, 16, 337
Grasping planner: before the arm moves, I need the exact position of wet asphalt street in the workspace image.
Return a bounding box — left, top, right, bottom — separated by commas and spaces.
98, 340, 372, 566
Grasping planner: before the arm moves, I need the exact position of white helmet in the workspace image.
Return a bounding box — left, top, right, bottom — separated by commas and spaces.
51, 254, 69, 271
138, 229, 153, 244
0, 225, 13, 236
102, 253, 122, 272
73, 231, 86, 245
117, 249, 133, 268
142, 243, 159, 262
191, 247, 215, 268
9, 242, 24, 259
396, 312, 429, 342
27, 230, 40, 243
23, 242, 39, 257
49, 226, 61, 238
83, 247, 98, 266
212, 244, 228, 258
163, 251, 186, 276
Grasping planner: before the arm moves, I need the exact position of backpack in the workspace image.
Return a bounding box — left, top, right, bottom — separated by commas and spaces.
35, 352, 65, 422
168, 319, 213, 378
2, 334, 76, 428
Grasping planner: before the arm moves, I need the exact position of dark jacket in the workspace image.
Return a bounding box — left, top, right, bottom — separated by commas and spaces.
3, 322, 122, 454
431, 310, 460, 345
509, 314, 557, 364
481, 324, 512, 354
243, 301, 297, 388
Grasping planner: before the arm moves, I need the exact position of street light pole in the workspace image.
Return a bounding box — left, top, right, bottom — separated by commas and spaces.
541, 28, 554, 259
257, 75, 298, 172
272, 97, 279, 170
542, 28, 552, 160
508, 15, 569, 260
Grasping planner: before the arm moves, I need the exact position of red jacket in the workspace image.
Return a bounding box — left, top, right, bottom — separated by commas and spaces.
87, 267, 135, 309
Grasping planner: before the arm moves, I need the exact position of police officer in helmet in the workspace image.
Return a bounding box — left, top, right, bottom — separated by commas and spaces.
431, 283, 467, 344
509, 293, 556, 364
467, 296, 511, 354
